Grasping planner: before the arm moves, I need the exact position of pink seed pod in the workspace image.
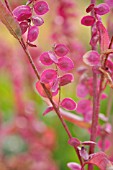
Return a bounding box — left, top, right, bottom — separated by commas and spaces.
32, 16, 44, 26
86, 4, 95, 13
67, 162, 81, 170
59, 73, 74, 86
54, 44, 69, 57
19, 21, 29, 34
81, 16, 95, 26
39, 52, 54, 65
94, 3, 110, 15
83, 50, 100, 66
27, 26, 39, 42
40, 69, 57, 84
13, 5, 32, 21
60, 98, 77, 111
34, 1, 49, 15
57, 56, 74, 72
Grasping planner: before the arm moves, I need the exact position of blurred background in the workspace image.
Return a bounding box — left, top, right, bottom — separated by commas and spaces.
0, 0, 112, 170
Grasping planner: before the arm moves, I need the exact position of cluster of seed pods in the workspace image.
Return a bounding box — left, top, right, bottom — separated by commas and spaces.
13, 0, 49, 42
35, 43, 77, 112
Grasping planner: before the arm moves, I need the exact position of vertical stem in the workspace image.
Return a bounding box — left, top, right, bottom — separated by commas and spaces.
88, 0, 100, 169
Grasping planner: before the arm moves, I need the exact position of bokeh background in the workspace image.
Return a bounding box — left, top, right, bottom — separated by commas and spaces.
0, 0, 112, 170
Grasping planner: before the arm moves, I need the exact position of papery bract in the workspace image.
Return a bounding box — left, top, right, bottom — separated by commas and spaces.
40, 69, 57, 84
67, 162, 81, 170
43, 106, 54, 116
27, 26, 39, 42
51, 78, 59, 92
81, 16, 95, 26
32, 16, 44, 26
19, 21, 28, 34
94, 3, 110, 15
86, 4, 94, 13
58, 56, 74, 72
39, 52, 54, 65
60, 98, 77, 111
54, 44, 69, 57
34, 1, 49, 15
48, 51, 58, 63
83, 50, 100, 66
13, 5, 32, 21
59, 73, 74, 86
79, 147, 89, 161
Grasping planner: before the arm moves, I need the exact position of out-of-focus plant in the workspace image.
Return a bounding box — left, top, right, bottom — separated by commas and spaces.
0, 0, 113, 170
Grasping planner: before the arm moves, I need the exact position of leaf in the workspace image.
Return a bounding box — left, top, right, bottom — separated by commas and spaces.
60, 109, 90, 129
0, 1, 21, 39
97, 21, 110, 52
83, 152, 113, 170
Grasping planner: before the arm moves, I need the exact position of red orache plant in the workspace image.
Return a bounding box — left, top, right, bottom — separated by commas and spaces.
0, 0, 113, 170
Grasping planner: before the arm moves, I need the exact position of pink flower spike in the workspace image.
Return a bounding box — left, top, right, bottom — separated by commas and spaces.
86, 4, 94, 13
19, 21, 28, 34
94, 3, 110, 15
40, 69, 57, 84
59, 73, 74, 86
60, 98, 77, 111
76, 83, 89, 98
13, 5, 32, 21
39, 52, 54, 65
68, 137, 81, 147
58, 56, 74, 72
32, 16, 44, 26
98, 139, 111, 151
54, 44, 69, 57
27, 26, 39, 42
48, 51, 58, 63
83, 50, 100, 66
81, 16, 95, 26
34, 1, 49, 15
67, 162, 81, 170
43, 106, 54, 116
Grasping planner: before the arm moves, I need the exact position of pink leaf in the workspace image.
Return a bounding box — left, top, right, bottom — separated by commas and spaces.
43, 106, 54, 116
67, 162, 81, 170
83, 152, 112, 170
34, 1, 49, 15
54, 44, 69, 57
59, 73, 74, 86
97, 21, 110, 52
81, 16, 95, 26
94, 3, 110, 15
83, 50, 100, 66
39, 52, 54, 65
58, 56, 74, 72
68, 137, 81, 147
40, 69, 57, 84
60, 98, 77, 111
